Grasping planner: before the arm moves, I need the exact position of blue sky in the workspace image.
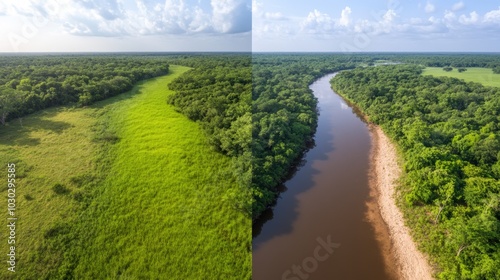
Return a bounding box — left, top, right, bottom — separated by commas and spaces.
253, 0, 500, 52
0, 0, 499, 52
0, 0, 251, 52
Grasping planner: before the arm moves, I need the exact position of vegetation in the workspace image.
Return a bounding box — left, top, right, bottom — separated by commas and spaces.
250, 53, 500, 220
424, 67, 500, 88
167, 55, 252, 215
332, 64, 500, 279
0, 55, 170, 125
164, 53, 376, 219
0, 60, 250, 279
3, 52, 500, 278
368, 53, 500, 68
0, 101, 103, 280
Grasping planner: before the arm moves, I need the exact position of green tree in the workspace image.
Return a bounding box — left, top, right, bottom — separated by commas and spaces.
0, 86, 21, 125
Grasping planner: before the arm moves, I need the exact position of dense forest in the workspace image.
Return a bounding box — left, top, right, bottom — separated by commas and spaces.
331, 64, 500, 279
166, 55, 253, 214
0, 55, 171, 124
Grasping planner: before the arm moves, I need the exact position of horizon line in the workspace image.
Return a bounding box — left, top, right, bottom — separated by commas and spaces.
1, 51, 500, 55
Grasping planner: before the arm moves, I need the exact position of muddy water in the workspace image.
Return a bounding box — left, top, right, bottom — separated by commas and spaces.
252, 73, 396, 280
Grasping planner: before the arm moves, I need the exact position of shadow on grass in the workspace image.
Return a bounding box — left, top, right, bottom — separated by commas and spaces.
0, 112, 72, 147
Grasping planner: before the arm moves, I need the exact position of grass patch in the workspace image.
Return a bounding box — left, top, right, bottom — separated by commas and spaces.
0, 102, 101, 280
0, 65, 250, 279
423, 67, 500, 88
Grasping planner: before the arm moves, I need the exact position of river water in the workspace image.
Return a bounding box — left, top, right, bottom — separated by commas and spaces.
252, 73, 396, 280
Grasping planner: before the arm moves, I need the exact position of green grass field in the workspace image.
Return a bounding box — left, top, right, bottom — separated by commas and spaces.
0, 65, 250, 279
423, 67, 500, 88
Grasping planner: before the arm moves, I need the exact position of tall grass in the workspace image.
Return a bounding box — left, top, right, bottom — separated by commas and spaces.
0, 65, 251, 279
0, 103, 103, 280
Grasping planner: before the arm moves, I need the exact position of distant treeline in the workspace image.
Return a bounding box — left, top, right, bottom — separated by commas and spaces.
332, 64, 500, 279
365, 53, 500, 68
0, 55, 169, 122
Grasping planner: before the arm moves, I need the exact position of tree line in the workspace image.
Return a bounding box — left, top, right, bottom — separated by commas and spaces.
0, 55, 169, 124
368, 53, 500, 68
166, 55, 253, 215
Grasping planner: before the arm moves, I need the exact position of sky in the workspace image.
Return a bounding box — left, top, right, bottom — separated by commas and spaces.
0, 0, 499, 52
0, 0, 252, 52
253, 0, 500, 52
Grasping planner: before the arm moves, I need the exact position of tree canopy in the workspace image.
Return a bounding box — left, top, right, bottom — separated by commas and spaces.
0, 55, 169, 122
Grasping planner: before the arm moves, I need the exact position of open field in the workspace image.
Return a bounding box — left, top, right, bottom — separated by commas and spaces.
0, 65, 250, 279
423, 67, 500, 88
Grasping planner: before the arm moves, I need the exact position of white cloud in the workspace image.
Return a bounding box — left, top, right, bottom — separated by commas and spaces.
301, 9, 334, 33
353, 9, 397, 35
452, 1, 465, 12
252, 0, 292, 38
338, 6, 351, 27
300, 6, 354, 34
264, 12, 286, 20
252, 0, 262, 13
257, 2, 500, 45
211, 0, 251, 33
459, 11, 479, 25
383, 9, 396, 22
425, 2, 435, 13
0, 2, 6, 15
484, 7, 500, 23
261, 22, 293, 36
379, 9, 397, 33
444, 10, 456, 22
0, 0, 251, 36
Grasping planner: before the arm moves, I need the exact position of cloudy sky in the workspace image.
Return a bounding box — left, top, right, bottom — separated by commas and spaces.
1, 1, 500, 52
253, 0, 500, 52
0, 0, 251, 52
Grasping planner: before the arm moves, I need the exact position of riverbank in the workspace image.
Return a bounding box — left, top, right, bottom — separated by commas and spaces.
369, 125, 434, 280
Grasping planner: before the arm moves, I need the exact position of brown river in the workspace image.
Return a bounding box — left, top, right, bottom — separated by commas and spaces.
252, 73, 397, 280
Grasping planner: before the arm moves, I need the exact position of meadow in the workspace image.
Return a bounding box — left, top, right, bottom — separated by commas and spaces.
423, 67, 500, 88
0, 65, 250, 279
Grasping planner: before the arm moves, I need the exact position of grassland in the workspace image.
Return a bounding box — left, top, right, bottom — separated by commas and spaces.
0, 65, 250, 279
423, 67, 500, 88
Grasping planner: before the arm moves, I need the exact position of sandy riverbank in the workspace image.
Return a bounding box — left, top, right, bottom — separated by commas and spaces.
369, 125, 434, 280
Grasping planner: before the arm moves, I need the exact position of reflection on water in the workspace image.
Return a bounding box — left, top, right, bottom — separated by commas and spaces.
252, 73, 396, 280
340, 101, 349, 110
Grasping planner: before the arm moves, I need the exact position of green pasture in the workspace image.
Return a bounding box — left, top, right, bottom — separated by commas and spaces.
0, 65, 250, 279
423, 67, 500, 88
